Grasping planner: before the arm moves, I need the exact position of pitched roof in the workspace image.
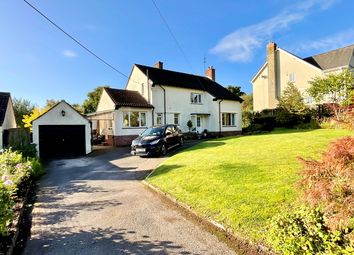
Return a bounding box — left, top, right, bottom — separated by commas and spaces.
135, 64, 243, 102
303, 44, 354, 70
104, 88, 154, 109
0, 92, 10, 126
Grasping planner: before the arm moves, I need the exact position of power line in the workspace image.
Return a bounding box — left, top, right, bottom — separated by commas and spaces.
23, 0, 129, 79
151, 0, 193, 70
151, 0, 208, 91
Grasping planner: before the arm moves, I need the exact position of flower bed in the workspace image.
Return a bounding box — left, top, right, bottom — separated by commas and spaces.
0, 149, 43, 253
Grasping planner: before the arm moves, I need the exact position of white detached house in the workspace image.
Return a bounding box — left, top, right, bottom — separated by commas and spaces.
88, 62, 243, 146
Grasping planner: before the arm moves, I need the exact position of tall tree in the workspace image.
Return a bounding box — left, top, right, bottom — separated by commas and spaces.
308, 69, 354, 119
82, 86, 108, 114
241, 93, 253, 112
13, 98, 35, 127
227, 85, 245, 97
278, 82, 307, 114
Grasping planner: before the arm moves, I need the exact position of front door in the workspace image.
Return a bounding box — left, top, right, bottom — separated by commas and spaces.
196, 116, 203, 133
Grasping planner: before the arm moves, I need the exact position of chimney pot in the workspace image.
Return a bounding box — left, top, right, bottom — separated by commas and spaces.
205, 66, 215, 81
154, 61, 163, 69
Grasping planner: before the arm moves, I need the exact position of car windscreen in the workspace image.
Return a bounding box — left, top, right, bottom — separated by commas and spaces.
141, 127, 164, 136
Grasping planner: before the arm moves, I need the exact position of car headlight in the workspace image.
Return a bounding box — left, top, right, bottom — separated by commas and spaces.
150, 139, 160, 145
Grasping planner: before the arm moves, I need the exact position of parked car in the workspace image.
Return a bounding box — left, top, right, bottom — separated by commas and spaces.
131, 124, 184, 156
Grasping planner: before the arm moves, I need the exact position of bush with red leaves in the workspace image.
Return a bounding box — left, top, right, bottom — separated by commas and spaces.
298, 136, 354, 236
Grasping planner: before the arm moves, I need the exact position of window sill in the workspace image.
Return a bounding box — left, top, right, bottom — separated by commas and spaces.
122, 127, 147, 129
222, 125, 237, 127
191, 103, 203, 105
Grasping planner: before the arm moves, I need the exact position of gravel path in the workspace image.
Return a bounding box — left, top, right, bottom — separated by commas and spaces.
23, 146, 236, 255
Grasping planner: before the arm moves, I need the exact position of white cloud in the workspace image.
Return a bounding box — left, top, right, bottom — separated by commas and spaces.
294, 29, 354, 54
62, 49, 78, 58
210, 0, 339, 62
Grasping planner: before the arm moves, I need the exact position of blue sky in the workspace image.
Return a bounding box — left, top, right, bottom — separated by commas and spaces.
1, 0, 354, 107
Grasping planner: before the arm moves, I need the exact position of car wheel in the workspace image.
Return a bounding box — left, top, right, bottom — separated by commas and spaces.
179, 137, 184, 146
161, 144, 167, 156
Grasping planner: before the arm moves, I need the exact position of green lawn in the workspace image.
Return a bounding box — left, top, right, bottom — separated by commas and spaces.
147, 129, 353, 243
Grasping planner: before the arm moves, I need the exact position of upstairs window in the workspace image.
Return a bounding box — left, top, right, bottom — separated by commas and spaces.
289, 73, 296, 83
191, 93, 202, 104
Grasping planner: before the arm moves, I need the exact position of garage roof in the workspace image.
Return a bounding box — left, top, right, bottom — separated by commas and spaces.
104, 88, 154, 109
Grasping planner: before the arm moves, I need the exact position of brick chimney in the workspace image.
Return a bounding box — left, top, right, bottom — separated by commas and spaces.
266, 42, 278, 108
154, 61, 163, 69
205, 66, 215, 81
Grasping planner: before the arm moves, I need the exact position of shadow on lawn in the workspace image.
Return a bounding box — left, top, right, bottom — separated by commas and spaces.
148, 164, 185, 178
24, 226, 195, 255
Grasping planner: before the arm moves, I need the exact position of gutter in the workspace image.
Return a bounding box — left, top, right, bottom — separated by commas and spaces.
213, 98, 223, 136
157, 85, 167, 124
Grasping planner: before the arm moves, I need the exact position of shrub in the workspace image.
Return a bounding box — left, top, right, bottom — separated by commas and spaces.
253, 115, 276, 131
268, 206, 354, 254
0, 149, 43, 236
0, 182, 14, 236
298, 136, 354, 233
242, 111, 255, 128
275, 109, 300, 127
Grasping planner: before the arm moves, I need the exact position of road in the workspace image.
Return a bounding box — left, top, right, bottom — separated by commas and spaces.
24, 146, 236, 255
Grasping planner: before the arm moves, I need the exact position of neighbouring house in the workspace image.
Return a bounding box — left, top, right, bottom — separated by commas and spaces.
32, 100, 92, 158
251, 42, 354, 112
88, 62, 243, 146
0, 92, 16, 150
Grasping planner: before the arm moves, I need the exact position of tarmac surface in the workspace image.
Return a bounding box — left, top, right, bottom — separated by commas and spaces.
24, 145, 236, 255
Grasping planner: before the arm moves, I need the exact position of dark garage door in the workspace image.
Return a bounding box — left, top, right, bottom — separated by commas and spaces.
39, 125, 86, 159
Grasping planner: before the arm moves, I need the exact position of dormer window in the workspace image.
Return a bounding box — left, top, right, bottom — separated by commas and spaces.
191, 93, 202, 104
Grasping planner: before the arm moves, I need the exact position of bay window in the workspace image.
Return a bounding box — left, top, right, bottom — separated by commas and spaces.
123, 111, 147, 128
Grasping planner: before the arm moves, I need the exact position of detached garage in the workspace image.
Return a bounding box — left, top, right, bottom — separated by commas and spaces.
33, 100, 92, 159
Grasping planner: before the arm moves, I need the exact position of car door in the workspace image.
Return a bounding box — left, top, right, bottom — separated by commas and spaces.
165, 125, 174, 148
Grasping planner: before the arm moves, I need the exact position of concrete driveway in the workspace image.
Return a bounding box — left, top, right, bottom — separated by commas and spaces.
24, 145, 236, 255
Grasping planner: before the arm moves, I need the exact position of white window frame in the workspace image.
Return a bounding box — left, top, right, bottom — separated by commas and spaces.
190, 93, 202, 104
123, 111, 147, 128
156, 113, 163, 125
289, 72, 296, 83
222, 113, 236, 127
173, 113, 179, 125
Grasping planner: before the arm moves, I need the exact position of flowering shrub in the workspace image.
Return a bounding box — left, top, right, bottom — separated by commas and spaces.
0, 149, 42, 236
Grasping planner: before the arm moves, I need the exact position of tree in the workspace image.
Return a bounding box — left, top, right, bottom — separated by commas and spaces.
226, 85, 245, 97
241, 93, 253, 112
82, 86, 108, 114
44, 99, 59, 109
308, 69, 354, 119
278, 82, 307, 114
13, 98, 35, 127
72, 103, 84, 114
22, 108, 44, 131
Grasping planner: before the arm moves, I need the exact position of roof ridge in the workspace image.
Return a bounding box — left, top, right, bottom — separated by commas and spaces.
305, 43, 354, 59
135, 63, 210, 81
